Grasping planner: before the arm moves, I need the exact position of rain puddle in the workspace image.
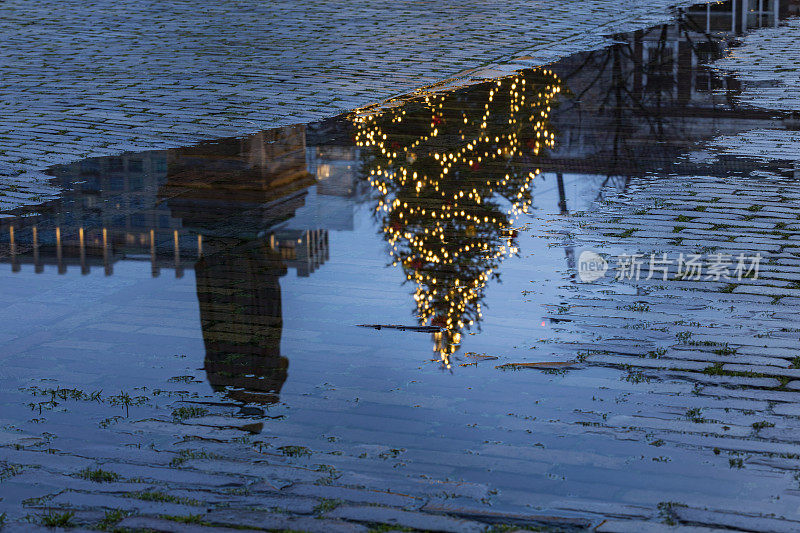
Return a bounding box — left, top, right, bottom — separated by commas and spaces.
3, 0, 800, 526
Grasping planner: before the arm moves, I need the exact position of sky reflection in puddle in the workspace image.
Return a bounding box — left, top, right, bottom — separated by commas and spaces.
1, 0, 797, 519
0, 0, 778, 411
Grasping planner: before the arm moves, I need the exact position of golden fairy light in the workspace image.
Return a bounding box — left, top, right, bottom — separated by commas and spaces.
351, 68, 562, 367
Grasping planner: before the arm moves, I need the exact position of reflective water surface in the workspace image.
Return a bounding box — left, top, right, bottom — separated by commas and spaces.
3, 1, 800, 524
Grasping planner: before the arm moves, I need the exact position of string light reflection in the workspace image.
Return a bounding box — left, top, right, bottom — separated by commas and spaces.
351, 69, 562, 367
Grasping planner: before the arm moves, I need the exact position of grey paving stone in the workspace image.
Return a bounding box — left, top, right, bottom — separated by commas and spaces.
99, 462, 247, 487
326, 504, 486, 532
0, 0, 714, 212
117, 516, 261, 532
203, 509, 368, 533
673, 507, 800, 533
0, 447, 94, 470
595, 519, 725, 532
48, 491, 202, 516
0, 525, 95, 533
285, 482, 421, 508
421, 502, 596, 529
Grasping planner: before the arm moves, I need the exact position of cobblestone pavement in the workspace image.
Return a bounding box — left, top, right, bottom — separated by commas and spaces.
0, 0, 713, 209
5, 2, 800, 532
714, 17, 800, 112
708, 12, 800, 165
546, 171, 800, 529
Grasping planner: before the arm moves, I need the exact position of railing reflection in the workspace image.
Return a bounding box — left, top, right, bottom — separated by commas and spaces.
0, 126, 354, 404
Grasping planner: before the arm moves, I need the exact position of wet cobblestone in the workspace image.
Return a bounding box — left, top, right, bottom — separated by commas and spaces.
714, 17, 800, 112
3, 2, 800, 531
0, 0, 711, 205
545, 169, 800, 529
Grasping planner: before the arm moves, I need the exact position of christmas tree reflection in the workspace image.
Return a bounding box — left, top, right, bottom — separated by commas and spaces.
352, 69, 561, 367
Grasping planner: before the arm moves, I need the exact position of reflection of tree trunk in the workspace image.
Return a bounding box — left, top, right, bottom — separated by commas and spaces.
195, 238, 288, 404
633, 30, 643, 101
612, 45, 624, 166
677, 40, 692, 106
557, 173, 568, 215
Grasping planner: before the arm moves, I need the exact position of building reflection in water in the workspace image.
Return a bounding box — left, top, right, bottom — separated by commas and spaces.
162, 127, 319, 404
0, 0, 795, 394
542, 0, 788, 184
0, 125, 359, 404
194, 239, 288, 404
